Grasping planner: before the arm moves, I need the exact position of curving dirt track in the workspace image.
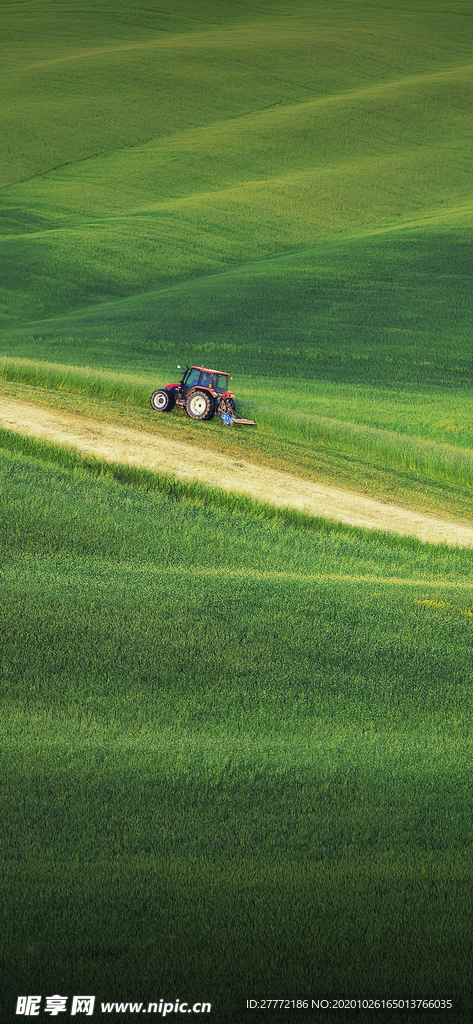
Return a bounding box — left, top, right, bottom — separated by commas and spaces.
2, 396, 473, 548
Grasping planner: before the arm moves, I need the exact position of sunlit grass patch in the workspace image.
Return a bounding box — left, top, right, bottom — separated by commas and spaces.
0, 355, 152, 404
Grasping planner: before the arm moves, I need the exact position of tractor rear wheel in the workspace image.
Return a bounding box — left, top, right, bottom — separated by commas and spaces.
150, 389, 175, 412
186, 390, 215, 420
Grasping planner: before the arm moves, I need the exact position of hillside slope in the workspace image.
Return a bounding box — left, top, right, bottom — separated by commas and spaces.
2, 396, 473, 546
1, 1, 473, 328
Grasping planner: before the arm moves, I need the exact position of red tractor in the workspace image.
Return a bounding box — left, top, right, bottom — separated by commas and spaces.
150, 364, 237, 423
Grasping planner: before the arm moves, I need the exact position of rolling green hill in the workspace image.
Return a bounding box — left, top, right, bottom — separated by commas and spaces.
1, 0, 473, 328
3, 225, 473, 389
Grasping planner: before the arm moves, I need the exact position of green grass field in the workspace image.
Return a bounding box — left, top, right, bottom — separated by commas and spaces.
1, 1, 473, 1021
2, 438, 473, 1021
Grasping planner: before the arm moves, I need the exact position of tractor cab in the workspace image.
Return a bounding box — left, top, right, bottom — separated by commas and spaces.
180, 366, 231, 396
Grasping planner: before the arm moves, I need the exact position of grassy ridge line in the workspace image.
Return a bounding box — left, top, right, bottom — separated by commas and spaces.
7, 62, 473, 203
0, 355, 152, 403
4, 552, 473, 592
10, 50, 473, 87
3, 220, 473, 391
3, 357, 473, 490
249, 405, 473, 489
0, 426, 450, 553
12, 152, 472, 223
4, 138, 472, 310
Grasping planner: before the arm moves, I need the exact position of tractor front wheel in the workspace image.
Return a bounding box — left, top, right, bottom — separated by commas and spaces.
150, 389, 175, 412
186, 390, 215, 420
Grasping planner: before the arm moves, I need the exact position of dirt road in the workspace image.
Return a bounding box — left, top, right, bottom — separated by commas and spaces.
2, 396, 473, 548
